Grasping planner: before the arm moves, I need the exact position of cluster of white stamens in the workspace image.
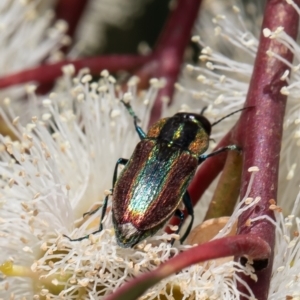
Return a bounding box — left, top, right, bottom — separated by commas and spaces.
0, 67, 260, 299
1, 0, 300, 299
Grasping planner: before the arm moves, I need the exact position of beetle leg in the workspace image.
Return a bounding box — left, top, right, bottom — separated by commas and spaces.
180, 191, 194, 243
81, 157, 128, 220
63, 193, 111, 242
112, 158, 128, 186
171, 209, 185, 245
198, 145, 240, 164
65, 158, 129, 242
134, 118, 147, 140
121, 100, 146, 140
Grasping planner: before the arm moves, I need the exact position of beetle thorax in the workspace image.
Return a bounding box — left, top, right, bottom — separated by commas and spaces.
147, 114, 209, 156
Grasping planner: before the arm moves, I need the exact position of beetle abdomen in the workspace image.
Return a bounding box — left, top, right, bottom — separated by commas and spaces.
112, 139, 198, 246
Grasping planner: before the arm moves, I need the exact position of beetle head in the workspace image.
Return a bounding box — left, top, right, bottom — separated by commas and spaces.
174, 113, 212, 136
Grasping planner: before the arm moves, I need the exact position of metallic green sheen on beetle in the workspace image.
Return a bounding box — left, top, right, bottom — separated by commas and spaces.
66, 101, 240, 247
112, 111, 211, 247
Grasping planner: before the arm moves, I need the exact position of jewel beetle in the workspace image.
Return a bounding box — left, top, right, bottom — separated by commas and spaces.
67, 100, 244, 248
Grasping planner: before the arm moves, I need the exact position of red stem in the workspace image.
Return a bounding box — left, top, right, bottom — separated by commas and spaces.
0, 55, 151, 88
149, 0, 203, 124
0, 0, 201, 117
168, 2, 299, 298
55, 0, 89, 41
36, 0, 90, 94
188, 130, 233, 205
104, 235, 270, 300
233, 1, 300, 299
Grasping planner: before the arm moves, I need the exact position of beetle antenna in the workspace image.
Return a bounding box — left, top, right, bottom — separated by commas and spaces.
200, 106, 207, 115
121, 99, 141, 122
211, 106, 253, 127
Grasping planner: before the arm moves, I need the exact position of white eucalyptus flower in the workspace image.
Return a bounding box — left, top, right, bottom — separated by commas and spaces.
1, 0, 300, 299
0, 0, 69, 101
0, 68, 257, 299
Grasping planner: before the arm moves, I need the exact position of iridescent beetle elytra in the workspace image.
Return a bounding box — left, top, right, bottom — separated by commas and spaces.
66, 100, 244, 247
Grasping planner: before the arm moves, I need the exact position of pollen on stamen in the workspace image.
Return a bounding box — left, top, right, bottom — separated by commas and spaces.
280, 70, 290, 81
248, 166, 259, 172
197, 75, 207, 82
100, 69, 109, 77
214, 26, 222, 36
287, 163, 297, 180
174, 83, 185, 92
110, 109, 121, 118
199, 54, 208, 62
266, 50, 275, 58
104, 189, 112, 196
161, 96, 170, 104
108, 75, 116, 84
168, 225, 179, 232
62, 64, 75, 76
42, 99, 52, 107
3, 97, 11, 105
25, 84, 37, 94
206, 62, 214, 70
263, 28, 272, 38
12, 116, 20, 125
232, 5, 240, 13
123, 92, 133, 103
191, 35, 200, 42
81, 74, 92, 83
254, 197, 261, 204
281, 86, 290, 95
245, 197, 254, 205
127, 76, 140, 86
245, 219, 252, 227
149, 78, 159, 86
186, 64, 195, 72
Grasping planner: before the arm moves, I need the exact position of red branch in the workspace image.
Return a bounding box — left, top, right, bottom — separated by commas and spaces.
188, 130, 233, 205
232, 1, 300, 299
149, 0, 203, 124
55, 0, 89, 42
0, 0, 202, 126
0, 55, 151, 88
168, 1, 299, 299
105, 235, 271, 300
104, 235, 270, 300
175, 1, 299, 298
